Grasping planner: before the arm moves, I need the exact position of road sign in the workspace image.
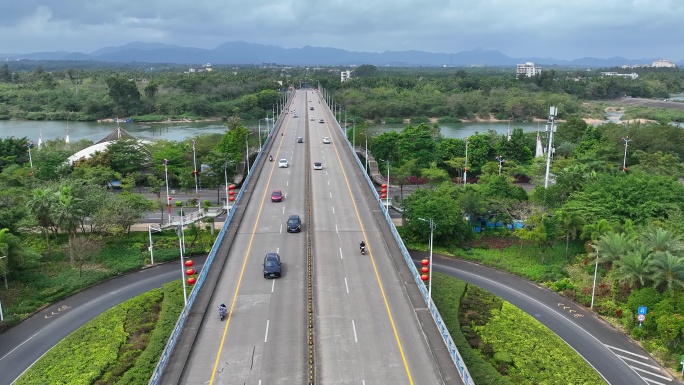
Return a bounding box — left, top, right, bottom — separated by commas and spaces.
638, 306, 647, 315
637, 314, 646, 322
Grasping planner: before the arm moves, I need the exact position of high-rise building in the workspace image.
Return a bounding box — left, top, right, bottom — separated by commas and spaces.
516, 62, 542, 77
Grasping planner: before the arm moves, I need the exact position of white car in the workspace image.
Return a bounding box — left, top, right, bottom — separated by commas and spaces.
292, 114, 298, 118
313, 162, 323, 170
278, 159, 289, 168
310, 116, 315, 121
322, 137, 331, 144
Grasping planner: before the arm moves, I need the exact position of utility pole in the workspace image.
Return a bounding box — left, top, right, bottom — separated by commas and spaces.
544, 106, 558, 188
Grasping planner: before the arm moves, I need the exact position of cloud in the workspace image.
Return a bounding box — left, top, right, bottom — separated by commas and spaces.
0, 0, 682, 60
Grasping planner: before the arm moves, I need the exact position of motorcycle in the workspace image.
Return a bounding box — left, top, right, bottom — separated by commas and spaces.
360, 244, 365, 255
269, 155, 273, 162
218, 306, 227, 321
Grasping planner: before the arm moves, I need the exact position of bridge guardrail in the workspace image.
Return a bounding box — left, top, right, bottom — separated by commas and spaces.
329, 101, 475, 385
148, 97, 290, 385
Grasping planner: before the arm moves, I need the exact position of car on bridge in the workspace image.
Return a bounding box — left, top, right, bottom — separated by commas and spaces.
319, 119, 324, 123
287, 214, 301, 232
322, 137, 331, 144
313, 162, 323, 170
262, 253, 282, 278
278, 159, 289, 168
271, 190, 283, 202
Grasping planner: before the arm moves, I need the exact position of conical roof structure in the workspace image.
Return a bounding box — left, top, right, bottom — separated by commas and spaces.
96, 124, 136, 144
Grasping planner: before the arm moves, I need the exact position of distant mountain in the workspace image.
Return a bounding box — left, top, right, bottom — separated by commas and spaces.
0, 41, 675, 68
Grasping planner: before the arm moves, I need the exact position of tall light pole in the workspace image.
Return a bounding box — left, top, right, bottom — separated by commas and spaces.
163, 159, 171, 216
495, 155, 505, 175
463, 138, 469, 187
418, 218, 436, 301
622, 136, 632, 172
25, 140, 34, 170
589, 244, 599, 310
192, 139, 200, 208
245, 133, 250, 175
148, 226, 154, 265
544, 106, 558, 188
177, 213, 188, 306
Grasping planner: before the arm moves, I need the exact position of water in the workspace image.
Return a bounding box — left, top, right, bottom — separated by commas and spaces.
368, 121, 543, 139
669, 94, 684, 101
1, 119, 544, 143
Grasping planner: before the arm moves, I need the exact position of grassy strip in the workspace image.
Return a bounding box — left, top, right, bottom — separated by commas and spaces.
433, 272, 605, 384
432, 272, 514, 384
1, 231, 212, 332
621, 106, 684, 122
14, 281, 184, 385
475, 301, 606, 384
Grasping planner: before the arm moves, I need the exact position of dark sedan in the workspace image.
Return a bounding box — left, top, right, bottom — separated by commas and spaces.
263, 253, 282, 278
287, 214, 301, 233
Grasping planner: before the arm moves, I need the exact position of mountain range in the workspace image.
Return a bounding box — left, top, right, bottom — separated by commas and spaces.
1, 41, 682, 68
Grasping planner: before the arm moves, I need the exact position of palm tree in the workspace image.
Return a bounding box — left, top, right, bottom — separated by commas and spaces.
26, 187, 56, 256
642, 227, 683, 256
648, 251, 684, 293
555, 210, 586, 258
596, 231, 634, 265
52, 187, 84, 265
613, 243, 652, 289
581, 219, 615, 243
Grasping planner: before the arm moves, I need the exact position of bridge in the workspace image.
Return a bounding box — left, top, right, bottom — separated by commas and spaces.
149, 89, 473, 385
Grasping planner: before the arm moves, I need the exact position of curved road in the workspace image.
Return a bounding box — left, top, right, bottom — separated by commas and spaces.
412, 251, 679, 385
0, 257, 206, 385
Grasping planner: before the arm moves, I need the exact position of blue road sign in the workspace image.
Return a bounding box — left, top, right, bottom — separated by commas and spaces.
638, 306, 648, 315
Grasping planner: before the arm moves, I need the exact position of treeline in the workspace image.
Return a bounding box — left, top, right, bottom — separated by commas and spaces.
326, 67, 684, 121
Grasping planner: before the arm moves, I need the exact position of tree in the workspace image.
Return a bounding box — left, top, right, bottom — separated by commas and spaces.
52, 186, 84, 264
641, 227, 683, 256
613, 243, 652, 289
596, 231, 634, 265
70, 236, 104, 277
648, 252, 684, 294
581, 219, 616, 242
421, 162, 450, 187
555, 210, 586, 258
353, 65, 378, 77
512, 212, 556, 263
105, 76, 142, 116
27, 187, 57, 256
104, 139, 150, 176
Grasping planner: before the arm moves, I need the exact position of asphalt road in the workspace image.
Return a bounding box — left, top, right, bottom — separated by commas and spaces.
412, 252, 680, 385
178, 90, 449, 385
0, 256, 206, 385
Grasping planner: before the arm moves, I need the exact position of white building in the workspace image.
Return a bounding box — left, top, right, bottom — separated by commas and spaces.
652, 59, 676, 68
516, 62, 541, 77
600, 72, 639, 79
341, 70, 351, 82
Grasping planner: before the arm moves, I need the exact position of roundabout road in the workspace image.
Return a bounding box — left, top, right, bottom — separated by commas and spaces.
0, 256, 206, 385
411, 251, 680, 385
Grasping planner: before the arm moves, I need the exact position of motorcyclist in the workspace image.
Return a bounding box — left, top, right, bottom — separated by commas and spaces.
360, 241, 366, 252
218, 302, 227, 315
269, 155, 273, 161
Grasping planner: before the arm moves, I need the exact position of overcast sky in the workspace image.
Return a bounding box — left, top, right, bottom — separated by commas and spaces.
1, 0, 683, 60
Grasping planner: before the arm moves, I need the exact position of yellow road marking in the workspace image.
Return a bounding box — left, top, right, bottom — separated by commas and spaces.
209, 110, 293, 384
325, 118, 414, 384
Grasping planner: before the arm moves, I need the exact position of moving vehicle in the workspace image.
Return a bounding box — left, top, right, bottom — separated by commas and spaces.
319, 119, 324, 123
310, 106, 314, 110
271, 190, 283, 202
287, 214, 302, 233
313, 162, 323, 170
297, 137, 303, 143
278, 159, 289, 168
269, 155, 273, 161
218, 304, 227, 320
322, 137, 331, 144
360, 241, 366, 255
263, 253, 282, 278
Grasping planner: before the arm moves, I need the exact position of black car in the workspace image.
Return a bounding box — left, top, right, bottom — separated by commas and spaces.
287, 214, 301, 233
263, 253, 282, 278
297, 137, 304, 143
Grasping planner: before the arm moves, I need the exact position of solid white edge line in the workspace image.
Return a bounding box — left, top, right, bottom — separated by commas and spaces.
352, 320, 358, 343
264, 320, 270, 343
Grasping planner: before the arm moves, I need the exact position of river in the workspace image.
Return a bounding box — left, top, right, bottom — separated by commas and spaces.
0, 119, 545, 143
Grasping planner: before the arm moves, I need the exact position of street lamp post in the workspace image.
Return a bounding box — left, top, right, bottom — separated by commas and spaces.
622, 136, 632, 172
245, 133, 250, 175
589, 244, 599, 310
177, 213, 188, 306
148, 226, 154, 265
544, 106, 558, 188
163, 159, 171, 217
192, 140, 198, 196
495, 155, 505, 175
418, 218, 436, 301
463, 138, 469, 186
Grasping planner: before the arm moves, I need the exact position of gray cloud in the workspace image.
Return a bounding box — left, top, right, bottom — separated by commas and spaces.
0, 0, 682, 60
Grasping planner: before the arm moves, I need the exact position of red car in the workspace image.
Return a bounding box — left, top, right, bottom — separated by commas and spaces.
271, 190, 283, 202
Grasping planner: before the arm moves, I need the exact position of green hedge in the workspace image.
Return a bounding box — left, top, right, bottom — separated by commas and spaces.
15, 281, 184, 385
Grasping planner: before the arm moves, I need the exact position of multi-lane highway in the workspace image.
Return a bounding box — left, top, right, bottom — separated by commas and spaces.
175, 90, 450, 384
